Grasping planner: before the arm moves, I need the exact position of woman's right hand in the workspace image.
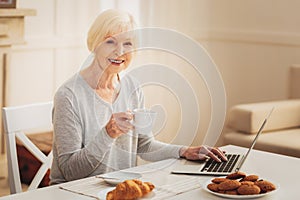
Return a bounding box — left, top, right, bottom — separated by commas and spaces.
105, 111, 134, 138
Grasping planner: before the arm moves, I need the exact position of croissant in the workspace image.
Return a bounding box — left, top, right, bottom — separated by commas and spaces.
106, 179, 155, 200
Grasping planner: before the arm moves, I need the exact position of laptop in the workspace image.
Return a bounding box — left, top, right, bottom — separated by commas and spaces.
171, 108, 274, 176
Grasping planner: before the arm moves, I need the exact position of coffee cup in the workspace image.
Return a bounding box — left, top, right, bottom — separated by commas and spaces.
132, 108, 157, 136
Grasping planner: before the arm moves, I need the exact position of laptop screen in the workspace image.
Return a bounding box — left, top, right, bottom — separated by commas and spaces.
235, 107, 274, 171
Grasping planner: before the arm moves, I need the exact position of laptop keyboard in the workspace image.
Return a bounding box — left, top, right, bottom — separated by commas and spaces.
201, 154, 240, 173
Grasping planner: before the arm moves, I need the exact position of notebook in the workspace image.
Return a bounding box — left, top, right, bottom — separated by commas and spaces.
171, 108, 274, 176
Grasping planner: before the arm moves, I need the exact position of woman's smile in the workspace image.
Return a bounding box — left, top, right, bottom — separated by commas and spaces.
108, 58, 125, 65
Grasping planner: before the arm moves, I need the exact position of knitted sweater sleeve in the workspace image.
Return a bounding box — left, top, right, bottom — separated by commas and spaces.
53, 88, 114, 181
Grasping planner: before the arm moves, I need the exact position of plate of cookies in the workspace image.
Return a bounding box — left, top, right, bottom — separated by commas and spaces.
204, 171, 278, 199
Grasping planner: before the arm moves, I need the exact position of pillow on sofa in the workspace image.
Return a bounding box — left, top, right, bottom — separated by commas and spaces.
227, 99, 300, 134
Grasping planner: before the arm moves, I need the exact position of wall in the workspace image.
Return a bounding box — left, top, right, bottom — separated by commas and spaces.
7, 0, 300, 147
138, 0, 300, 145
203, 0, 300, 104
200, 0, 300, 144
139, 0, 300, 104
7, 0, 101, 106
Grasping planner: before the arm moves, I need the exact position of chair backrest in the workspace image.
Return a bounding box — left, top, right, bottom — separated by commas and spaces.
2, 101, 53, 194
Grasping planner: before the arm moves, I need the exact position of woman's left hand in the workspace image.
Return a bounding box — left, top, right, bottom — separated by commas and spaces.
180, 146, 228, 162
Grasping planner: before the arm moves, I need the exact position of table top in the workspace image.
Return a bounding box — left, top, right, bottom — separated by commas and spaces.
1, 145, 299, 200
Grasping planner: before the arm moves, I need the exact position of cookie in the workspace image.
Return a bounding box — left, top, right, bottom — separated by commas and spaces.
241, 175, 259, 182
240, 181, 254, 186
207, 183, 219, 192
226, 171, 246, 180
218, 180, 241, 191
211, 177, 228, 184
225, 190, 238, 195
237, 184, 261, 195
254, 180, 276, 192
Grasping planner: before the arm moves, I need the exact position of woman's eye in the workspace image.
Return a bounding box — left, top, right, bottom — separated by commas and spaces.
106, 40, 115, 44
124, 42, 132, 46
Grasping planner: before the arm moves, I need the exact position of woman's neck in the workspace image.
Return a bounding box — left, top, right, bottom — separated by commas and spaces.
97, 72, 119, 90
80, 61, 120, 103
80, 61, 119, 90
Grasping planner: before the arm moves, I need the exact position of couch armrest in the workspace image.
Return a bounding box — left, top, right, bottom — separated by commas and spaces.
227, 99, 300, 134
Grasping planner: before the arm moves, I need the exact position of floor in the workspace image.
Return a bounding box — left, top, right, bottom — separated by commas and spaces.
0, 153, 28, 197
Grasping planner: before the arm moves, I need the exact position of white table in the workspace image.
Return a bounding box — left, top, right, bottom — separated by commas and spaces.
1, 145, 299, 200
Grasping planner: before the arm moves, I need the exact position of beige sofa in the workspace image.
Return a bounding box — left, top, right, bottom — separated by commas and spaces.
223, 99, 300, 158
223, 65, 300, 158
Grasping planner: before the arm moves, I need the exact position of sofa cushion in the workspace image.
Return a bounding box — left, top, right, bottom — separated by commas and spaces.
223, 129, 300, 158
227, 99, 300, 134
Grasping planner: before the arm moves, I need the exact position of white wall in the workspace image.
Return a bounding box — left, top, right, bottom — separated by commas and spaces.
139, 0, 300, 104
138, 0, 300, 145
7, 0, 101, 106
203, 0, 300, 103
7, 0, 300, 146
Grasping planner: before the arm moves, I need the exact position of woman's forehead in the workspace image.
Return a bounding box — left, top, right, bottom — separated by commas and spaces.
105, 30, 135, 40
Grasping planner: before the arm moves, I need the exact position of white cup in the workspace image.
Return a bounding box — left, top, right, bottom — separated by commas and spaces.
133, 108, 157, 136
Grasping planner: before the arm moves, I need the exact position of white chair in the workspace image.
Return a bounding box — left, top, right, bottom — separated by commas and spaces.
2, 102, 53, 194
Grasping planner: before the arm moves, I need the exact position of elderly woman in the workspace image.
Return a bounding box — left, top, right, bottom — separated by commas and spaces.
50, 9, 227, 185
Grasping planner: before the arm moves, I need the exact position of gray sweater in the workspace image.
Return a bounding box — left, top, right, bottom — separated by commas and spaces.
50, 73, 183, 184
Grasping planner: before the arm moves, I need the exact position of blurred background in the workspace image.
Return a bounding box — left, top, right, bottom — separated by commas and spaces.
2, 0, 300, 155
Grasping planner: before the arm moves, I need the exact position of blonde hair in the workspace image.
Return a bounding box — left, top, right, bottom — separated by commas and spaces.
87, 9, 136, 52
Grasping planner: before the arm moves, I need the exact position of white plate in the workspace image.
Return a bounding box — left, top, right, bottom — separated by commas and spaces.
203, 177, 279, 199
97, 171, 142, 185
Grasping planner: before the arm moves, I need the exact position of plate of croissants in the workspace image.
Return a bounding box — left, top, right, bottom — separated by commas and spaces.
98, 179, 155, 200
